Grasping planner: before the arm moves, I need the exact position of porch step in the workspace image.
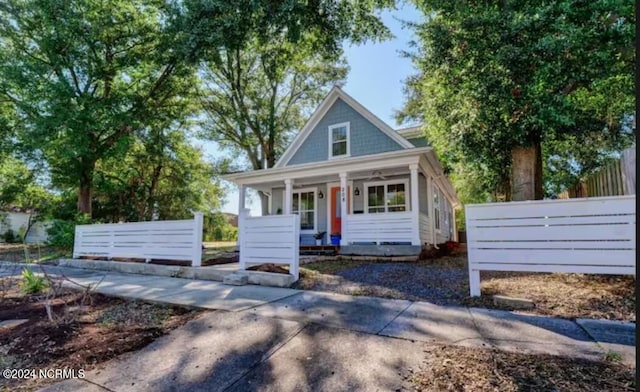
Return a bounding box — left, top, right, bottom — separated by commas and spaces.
300, 245, 339, 256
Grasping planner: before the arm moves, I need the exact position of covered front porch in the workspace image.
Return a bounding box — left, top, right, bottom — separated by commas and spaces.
226, 148, 459, 254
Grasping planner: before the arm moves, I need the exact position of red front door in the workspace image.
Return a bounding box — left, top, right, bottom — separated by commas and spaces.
330, 186, 350, 235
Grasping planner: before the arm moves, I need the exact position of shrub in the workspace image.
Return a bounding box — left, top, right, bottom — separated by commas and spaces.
46, 214, 91, 251
2, 229, 18, 243
20, 268, 48, 294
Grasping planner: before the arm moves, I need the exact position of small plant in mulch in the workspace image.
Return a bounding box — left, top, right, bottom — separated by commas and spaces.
19, 268, 48, 294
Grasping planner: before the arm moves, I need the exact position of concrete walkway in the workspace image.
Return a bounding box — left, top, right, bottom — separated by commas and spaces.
0, 263, 635, 391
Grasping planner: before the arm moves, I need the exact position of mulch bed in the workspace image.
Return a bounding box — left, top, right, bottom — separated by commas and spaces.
409, 345, 635, 392
295, 253, 636, 321
246, 264, 290, 274
0, 278, 202, 392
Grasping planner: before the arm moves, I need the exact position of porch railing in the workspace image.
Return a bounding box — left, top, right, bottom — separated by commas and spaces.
343, 211, 414, 244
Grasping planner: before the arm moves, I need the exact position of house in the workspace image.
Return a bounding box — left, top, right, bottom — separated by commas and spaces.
223, 87, 460, 256
0, 209, 51, 243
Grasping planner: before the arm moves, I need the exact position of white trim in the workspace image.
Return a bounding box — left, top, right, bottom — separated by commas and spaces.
226, 147, 430, 184
363, 179, 410, 214
396, 125, 423, 139
282, 187, 318, 234
326, 181, 354, 235
328, 122, 351, 159
274, 86, 413, 168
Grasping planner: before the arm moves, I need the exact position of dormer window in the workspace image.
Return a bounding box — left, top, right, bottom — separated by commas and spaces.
329, 122, 350, 158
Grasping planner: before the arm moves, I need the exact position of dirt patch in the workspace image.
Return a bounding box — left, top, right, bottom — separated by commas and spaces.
0, 278, 202, 392
246, 264, 289, 274
410, 345, 635, 392
464, 271, 636, 321
295, 254, 635, 321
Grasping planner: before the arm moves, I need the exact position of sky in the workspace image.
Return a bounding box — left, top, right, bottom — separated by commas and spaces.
202, 3, 423, 216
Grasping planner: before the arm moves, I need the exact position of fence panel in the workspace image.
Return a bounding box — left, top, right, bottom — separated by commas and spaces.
73, 213, 203, 266
344, 212, 414, 244
465, 196, 636, 296
239, 212, 300, 279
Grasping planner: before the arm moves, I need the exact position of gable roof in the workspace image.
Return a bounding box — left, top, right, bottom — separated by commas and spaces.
274, 86, 414, 168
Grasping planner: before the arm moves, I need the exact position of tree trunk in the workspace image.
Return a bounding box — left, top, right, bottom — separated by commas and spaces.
511, 142, 543, 201
77, 162, 96, 216
77, 181, 93, 216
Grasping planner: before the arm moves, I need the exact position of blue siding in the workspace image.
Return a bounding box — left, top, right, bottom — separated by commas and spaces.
287, 98, 404, 166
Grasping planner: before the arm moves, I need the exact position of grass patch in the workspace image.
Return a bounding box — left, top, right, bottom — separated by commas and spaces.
301, 259, 367, 275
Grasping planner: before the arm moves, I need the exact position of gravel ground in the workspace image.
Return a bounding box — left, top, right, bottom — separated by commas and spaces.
295, 256, 469, 306
295, 254, 636, 320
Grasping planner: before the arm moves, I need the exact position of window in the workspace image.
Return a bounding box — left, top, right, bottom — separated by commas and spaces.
329, 122, 350, 158
292, 190, 316, 231
434, 185, 440, 231
365, 181, 408, 213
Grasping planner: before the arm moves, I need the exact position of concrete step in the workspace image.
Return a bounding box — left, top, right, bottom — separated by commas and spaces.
223, 273, 249, 286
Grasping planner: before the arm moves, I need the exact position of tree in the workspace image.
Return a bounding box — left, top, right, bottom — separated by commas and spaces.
399, 0, 635, 201
0, 0, 198, 216
1, 0, 393, 216
199, 35, 350, 213
92, 127, 223, 222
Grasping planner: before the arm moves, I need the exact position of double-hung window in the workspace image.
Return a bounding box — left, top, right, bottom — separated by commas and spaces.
329, 122, 350, 158
292, 189, 316, 232
365, 181, 408, 213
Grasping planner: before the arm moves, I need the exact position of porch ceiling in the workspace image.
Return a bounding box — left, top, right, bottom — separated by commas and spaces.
223, 147, 430, 186
223, 146, 461, 207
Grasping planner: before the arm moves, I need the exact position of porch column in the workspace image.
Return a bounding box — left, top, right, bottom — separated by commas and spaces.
339, 172, 348, 246
452, 207, 458, 242
410, 164, 421, 246
427, 175, 437, 246
238, 184, 246, 210
284, 179, 293, 214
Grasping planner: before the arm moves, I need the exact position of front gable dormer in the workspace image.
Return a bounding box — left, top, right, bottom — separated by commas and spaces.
275, 87, 413, 167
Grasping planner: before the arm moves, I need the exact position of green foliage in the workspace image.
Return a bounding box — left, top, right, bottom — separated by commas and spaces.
400, 0, 635, 200
20, 268, 48, 294
0, 156, 54, 211
200, 35, 350, 172
204, 213, 238, 241
46, 214, 91, 251
0, 0, 395, 217
92, 128, 223, 222
2, 229, 18, 243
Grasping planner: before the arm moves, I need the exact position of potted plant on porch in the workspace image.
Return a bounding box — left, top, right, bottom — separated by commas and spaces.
313, 231, 326, 246
330, 232, 341, 246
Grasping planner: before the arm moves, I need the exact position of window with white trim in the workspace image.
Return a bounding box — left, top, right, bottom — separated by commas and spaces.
329, 122, 350, 158
365, 181, 408, 213
292, 190, 316, 231
433, 185, 440, 231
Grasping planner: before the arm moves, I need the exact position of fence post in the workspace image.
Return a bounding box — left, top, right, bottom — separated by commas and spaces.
191, 212, 203, 267
290, 214, 300, 280
238, 208, 250, 271
73, 226, 80, 259
465, 205, 481, 296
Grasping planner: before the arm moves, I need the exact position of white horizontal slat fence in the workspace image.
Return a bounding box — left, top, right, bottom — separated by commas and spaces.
239, 210, 300, 279
344, 212, 414, 244
466, 196, 636, 296
73, 213, 203, 267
